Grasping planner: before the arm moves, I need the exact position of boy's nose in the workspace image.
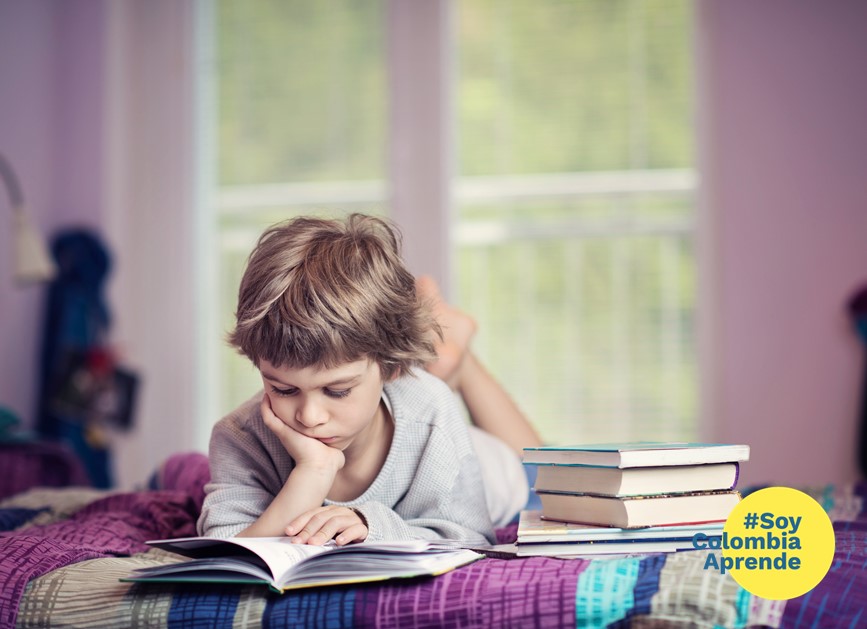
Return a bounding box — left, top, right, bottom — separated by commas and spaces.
295, 400, 328, 428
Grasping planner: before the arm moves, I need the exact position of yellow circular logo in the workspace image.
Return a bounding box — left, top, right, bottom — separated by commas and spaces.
719, 486, 835, 600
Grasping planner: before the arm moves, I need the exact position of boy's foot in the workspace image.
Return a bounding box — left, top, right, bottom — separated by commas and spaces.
416, 275, 476, 389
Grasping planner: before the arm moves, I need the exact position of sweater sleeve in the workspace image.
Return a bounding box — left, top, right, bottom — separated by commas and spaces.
197, 401, 288, 538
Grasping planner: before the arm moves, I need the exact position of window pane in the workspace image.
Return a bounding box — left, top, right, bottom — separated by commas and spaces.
458, 0, 693, 175
209, 0, 387, 416
455, 0, 696, 444
216, 0, 386, 184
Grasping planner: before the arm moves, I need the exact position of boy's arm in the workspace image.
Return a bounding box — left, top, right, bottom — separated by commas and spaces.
198, 396, 342, 538
234, 461, 338, 537
198, 421, 286, 538
234, 395, 344, 537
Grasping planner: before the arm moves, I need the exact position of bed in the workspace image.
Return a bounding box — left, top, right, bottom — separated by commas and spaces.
1, 451, 865, 628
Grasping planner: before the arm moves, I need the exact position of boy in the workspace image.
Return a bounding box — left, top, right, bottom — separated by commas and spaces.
198, 214, 496, 545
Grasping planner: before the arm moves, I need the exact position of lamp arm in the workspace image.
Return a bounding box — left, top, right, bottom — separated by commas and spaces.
0, 152, 25, 211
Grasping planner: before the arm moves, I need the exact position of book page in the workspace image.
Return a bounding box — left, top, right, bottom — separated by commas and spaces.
227, 537, 331, 582
225, 538, 432, 584
276, 548, 483, 590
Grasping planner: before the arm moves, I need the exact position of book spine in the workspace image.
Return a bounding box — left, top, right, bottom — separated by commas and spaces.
534, 489, 740, 499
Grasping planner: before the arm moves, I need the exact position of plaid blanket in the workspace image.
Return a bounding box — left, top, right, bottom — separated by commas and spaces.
1, 455, 865, 628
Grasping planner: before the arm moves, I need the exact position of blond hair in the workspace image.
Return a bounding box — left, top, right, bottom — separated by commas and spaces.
228, 213, 439, 379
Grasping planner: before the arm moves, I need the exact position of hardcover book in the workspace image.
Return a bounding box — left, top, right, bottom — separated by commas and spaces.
124, 536, 482, 593
475, 537, 709, 559
537, 490, 742, 529
522, 442, 750, 468
532, 462, 740, 496
514, 538, 701, 556
516, 510, 724, 544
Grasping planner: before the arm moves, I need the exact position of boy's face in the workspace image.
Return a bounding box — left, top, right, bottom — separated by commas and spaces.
258, 357, 387, 452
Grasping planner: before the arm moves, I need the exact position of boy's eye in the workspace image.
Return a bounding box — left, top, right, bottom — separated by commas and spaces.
271, 385, 298, 397
324, 388, 351, 399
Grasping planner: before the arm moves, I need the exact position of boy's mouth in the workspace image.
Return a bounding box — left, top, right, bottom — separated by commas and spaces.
315, 436, 339, 444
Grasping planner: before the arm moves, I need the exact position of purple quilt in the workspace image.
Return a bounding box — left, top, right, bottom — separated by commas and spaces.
0, 442, 90, 500
1, 453, 865, 628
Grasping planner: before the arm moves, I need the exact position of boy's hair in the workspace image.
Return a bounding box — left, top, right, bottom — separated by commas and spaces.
228, 213, 440, 380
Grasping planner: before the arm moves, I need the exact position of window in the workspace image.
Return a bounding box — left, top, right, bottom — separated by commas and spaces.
198, 0, 696, 446
200, 0, 388, 425
453, 1, 697, 443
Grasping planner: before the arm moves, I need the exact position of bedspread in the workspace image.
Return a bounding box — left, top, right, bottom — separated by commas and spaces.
1, 454, 865, 628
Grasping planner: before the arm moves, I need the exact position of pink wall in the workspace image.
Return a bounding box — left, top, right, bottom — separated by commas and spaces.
0, 0, 106, 429
700, 0, 867, 486
1, 0, 64, 427
51, 0, 107, 228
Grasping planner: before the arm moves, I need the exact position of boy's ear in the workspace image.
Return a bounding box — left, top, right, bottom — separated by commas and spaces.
381, 363, 403, 382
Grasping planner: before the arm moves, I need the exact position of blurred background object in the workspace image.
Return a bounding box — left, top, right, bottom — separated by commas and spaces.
848, 283, 867, 478
35, 229, 138, 488
0, 152, 56, 284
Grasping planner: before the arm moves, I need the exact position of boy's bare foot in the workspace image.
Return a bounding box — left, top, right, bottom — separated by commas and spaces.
416, 275, 477, 389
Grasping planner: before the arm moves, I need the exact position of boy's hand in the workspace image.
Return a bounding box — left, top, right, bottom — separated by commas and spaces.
285, 505, 369, 546
260, 396, 345, 472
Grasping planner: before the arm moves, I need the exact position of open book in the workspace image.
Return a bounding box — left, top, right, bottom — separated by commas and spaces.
125, 536, 483, 593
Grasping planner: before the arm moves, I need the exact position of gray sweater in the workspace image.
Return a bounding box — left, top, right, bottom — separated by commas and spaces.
198, 369, 495, 545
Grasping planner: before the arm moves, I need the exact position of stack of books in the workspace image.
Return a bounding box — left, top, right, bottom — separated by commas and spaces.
517, 442, 750, 556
